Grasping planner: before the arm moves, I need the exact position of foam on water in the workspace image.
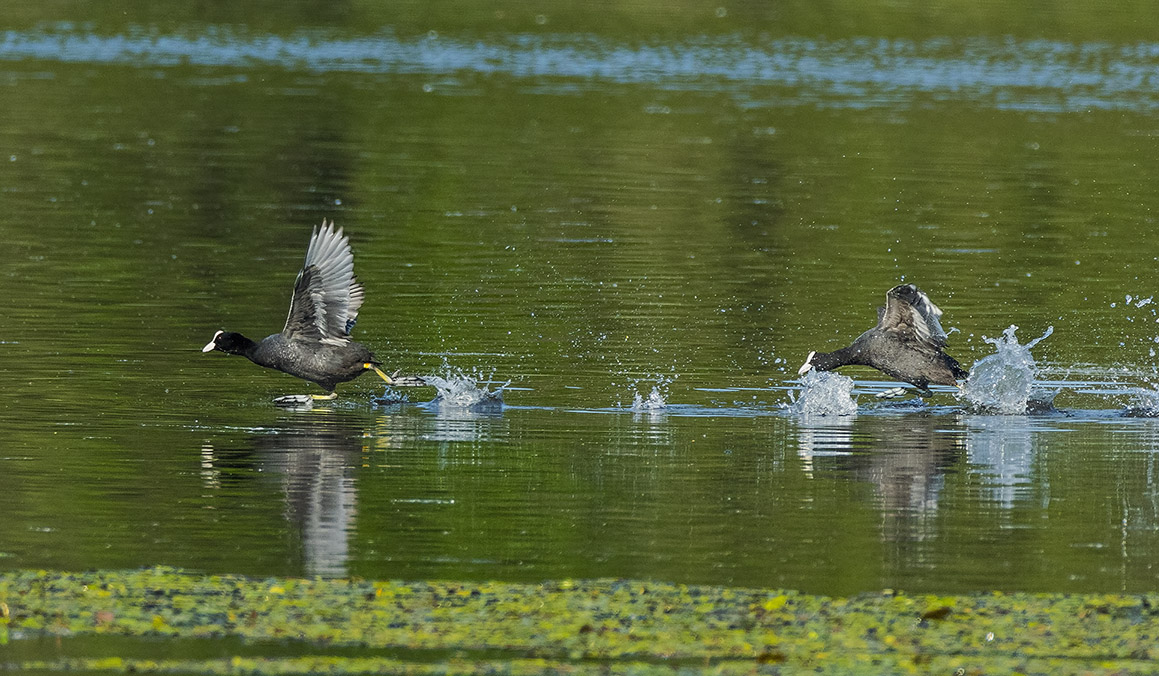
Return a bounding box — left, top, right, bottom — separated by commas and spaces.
788, 370, 858, 416
962, 325, 1054, 414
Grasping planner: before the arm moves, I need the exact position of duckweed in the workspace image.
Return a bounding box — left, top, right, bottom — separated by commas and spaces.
2, 568, 1158, 674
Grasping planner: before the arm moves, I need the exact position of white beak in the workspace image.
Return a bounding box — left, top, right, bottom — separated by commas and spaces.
797, 351, 816, 376
202, 330, 223, 352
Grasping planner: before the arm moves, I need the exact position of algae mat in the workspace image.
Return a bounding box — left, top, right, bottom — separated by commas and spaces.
2, 568, 1159, 674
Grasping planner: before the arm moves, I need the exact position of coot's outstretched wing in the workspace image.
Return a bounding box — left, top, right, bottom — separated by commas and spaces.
282, 220, 365, 345
876, 283, 948, 351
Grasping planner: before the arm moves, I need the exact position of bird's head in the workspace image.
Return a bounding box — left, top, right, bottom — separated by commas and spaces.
202, 330, 251, 355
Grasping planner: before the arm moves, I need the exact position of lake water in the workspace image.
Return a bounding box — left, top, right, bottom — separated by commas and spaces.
5, 4, 1159, 601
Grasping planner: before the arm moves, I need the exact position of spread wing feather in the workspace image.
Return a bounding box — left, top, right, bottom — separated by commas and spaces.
281, 220, 365, 345
876, 284, 948, 352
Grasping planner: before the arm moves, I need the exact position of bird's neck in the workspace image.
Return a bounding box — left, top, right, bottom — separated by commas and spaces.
813, 345, 864, 371
222, 332, 260, 358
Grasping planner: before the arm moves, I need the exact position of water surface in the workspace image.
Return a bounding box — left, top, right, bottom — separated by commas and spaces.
4, 4, 1159, 601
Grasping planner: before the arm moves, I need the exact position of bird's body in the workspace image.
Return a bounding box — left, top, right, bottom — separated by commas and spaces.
203, 220, 420, 402
798, 283, 967, 394
209, 331, 376, 392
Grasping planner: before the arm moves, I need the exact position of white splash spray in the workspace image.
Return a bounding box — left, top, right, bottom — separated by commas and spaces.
418, 365, 506, 411
624, 375, 675, 412
789, 369, 859, 416
962, 325, 1053, 414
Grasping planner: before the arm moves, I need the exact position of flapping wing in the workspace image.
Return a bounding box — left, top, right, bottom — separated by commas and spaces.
876, 284, 948, 350
281, 220, 365, 345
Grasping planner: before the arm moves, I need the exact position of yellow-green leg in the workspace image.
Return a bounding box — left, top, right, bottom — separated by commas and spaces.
365, 363, 394, 384
274, 391, 336, 408
365, 363, 427, 388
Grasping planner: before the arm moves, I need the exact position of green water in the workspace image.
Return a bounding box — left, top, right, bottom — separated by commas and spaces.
5, 1, 1159, 608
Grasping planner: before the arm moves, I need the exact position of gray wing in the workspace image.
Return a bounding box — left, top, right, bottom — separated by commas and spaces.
281, 220, 365, 345
876, 284, 948, 350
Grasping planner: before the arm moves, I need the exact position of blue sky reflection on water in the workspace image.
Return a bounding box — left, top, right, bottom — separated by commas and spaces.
3, 26, 1159, 111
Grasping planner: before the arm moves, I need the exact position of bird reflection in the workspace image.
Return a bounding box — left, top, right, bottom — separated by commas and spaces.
198, 403, 509, 578
199, 417, 368, 578
962, 415, 1035, 509
255, 426, 362, 577
797, 414, 965, 543
252, 422, 365, 577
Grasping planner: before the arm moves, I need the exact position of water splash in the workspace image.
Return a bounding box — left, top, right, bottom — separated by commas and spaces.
625, 375, 674, 412
631, 387, 668, 412
1118, 386, 1159, 417
962, 325, 1054, 414
418, 366, 506, 412
373, 387, 412, 405
788, 370, 858, 416
1111, 291, 1159, 356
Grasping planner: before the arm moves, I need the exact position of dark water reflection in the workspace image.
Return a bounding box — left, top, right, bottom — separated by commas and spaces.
9, 402, 1158, 595
5, 8, 1159, 597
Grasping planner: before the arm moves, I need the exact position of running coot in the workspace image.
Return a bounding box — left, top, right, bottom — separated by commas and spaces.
797, 283, 968, 395
203, 220, 423, 404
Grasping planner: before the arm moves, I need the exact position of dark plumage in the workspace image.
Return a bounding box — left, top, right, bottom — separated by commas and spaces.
203, 220, 417, 401
798, 283, 968, 394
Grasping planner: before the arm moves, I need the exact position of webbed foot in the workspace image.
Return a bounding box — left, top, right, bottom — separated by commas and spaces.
273, 392, 337, 409
389, 373, 427, 387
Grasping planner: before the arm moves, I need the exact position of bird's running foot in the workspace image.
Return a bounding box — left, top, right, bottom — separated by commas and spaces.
875, 385, 937, 400
273, 392, 337, 409
367, 364, 426, 387
389, 374, 427, 387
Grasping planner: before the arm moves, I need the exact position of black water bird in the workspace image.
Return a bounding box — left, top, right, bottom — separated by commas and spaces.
203, 220, 422, 404
797, 283, 968, 396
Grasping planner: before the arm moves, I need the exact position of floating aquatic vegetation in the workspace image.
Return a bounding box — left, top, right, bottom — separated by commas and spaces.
788, 369, 858, 416
3, 567, 1159, 674
963, 325, 1054, 414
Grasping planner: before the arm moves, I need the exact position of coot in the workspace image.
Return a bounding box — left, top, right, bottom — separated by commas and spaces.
203, 220, 422, 403
797, 283, 967, 395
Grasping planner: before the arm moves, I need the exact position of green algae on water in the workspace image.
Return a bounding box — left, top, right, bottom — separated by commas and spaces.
3, 568, 1159, 674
